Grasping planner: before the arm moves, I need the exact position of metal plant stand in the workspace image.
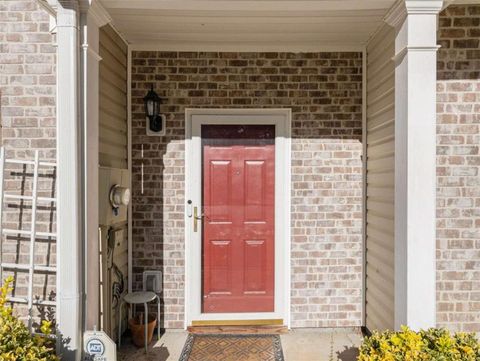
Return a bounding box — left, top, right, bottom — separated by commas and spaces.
118, 291, 161, 353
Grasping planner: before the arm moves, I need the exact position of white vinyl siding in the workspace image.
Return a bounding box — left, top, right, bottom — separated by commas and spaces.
98, 25, 128, 340
365, 23, 395, 331
99, 24, 128, 169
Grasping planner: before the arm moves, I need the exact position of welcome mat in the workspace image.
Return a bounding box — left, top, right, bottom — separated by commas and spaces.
178, 334, 285, 361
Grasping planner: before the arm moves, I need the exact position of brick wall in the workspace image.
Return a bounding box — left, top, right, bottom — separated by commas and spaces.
0, 0, 56, 325
437, 5, 480, 332
131, 51, 363, 328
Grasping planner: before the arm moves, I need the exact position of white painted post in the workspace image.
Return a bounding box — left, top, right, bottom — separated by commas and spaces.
56, 1, 82, 359
385, 0, 443, 330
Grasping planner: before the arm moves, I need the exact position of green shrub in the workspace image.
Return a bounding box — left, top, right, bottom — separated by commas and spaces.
358, 326, 480, 361
0, 276, 58, 361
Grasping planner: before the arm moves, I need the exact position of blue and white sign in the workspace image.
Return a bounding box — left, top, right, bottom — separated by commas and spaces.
84, 330, 116, 361
86, 339, 105, 355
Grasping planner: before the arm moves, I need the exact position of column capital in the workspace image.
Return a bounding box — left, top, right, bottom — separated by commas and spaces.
56, 1, 79, 28
385, 0, 444, 28
57, 0, 79, 10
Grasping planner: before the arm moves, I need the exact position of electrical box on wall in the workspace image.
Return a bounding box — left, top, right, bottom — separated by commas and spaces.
98, 167, 130, 341
146, 114, 166, 136
143, 270, 163, 294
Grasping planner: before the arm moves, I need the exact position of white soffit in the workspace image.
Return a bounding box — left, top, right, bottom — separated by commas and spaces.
99, 0, 398, 51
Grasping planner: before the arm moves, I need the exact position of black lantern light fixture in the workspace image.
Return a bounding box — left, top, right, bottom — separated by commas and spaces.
143, 85, 165, 135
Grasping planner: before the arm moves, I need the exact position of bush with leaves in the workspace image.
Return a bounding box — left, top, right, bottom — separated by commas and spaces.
359, 325, 480, 361
0, 276, 58, 361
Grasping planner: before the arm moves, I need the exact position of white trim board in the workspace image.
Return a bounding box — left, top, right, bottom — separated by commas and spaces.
184, 108, 292, 328
361, 47, 367, 328
127, 46, 133, 296
129, 43, 366, 53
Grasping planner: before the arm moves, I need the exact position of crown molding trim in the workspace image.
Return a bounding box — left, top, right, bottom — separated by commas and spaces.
88, 0, 112, 27
384, 0, 444, 28
36, 0, 57, 16
384, 0, 407, 28
128, 42, 365, 52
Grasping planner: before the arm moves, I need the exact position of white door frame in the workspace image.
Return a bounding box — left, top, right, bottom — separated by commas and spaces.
184, 108, 291, 328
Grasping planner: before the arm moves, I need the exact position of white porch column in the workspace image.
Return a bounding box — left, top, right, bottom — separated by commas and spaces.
56, 1, 82, 358
385, 0, 443, 330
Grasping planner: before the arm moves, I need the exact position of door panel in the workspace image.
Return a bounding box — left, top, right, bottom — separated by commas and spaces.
208, 160, 232, 222
244, 160, 266, 222
244, 239, 267, 293
209, 240, 232, 294
202, 125, 275, 313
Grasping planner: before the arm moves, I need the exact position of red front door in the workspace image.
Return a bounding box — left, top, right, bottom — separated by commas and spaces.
202, 125, 275, 313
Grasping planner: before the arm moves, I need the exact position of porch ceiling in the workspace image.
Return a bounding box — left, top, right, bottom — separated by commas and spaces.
99, 0, 397, 50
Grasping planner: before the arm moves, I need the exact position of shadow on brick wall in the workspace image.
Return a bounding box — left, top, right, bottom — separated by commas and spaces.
2, 163, 56, 329
438, 6, 480, 81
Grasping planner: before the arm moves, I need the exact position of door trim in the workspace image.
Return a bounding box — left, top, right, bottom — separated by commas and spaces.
191, 319, 284, 327
185, 108, 291, 328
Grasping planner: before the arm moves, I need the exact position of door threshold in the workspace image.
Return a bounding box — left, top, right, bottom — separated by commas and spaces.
191, 319, 283, 327
188, 324, 288, 335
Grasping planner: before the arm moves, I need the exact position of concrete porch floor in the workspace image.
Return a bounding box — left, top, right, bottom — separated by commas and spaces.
118, 328, 363, 361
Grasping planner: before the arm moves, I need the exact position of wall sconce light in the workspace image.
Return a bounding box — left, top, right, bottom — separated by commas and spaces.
143, 85, 166, 136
